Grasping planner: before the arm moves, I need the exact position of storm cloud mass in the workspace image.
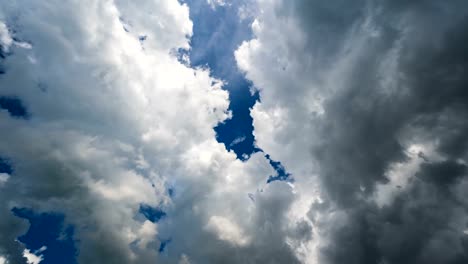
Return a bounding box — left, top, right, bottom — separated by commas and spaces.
0, 0, 468, 263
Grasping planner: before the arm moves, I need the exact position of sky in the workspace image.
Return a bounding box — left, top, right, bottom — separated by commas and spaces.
0, 0, 468, 264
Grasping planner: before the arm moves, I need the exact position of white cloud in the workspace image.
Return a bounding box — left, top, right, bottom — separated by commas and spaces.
178, 254, 191, 264
0, 21, 13, 52
23, 247, 46, 264
134, 220, 158, 249
206, 215, 250, 246
0, 20, 32, 52
0, 0, 306, 263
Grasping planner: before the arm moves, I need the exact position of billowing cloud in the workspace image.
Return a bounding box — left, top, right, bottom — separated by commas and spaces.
237, 0, 468, 263
0, 0, 310, 263
2, 0, 467, 263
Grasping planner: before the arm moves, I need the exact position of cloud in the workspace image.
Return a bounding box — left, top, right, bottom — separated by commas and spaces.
207, 0, 229, 10
23, 246, 46, 264
0, 0, 308, 263
0, 21, 31, 55
0, 173, 9, 186
4, 0, 465, 263
237, 0, 468, 263
229, 136, 246, 147
0, 21, 13, 53
205, 215, 250, 246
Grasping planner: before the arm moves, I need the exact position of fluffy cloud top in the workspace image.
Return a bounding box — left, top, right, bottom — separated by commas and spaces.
0, 0, 306, 263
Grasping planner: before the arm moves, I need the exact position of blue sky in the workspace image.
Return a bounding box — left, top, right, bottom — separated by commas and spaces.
12, 208, 77, 264
184, 0, 291, 183
183, 0, 259, 159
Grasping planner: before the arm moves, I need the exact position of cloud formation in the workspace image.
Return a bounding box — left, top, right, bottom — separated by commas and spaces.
1, 0, 468, 263
0, 0, 307, 263
237, 0, 468, 263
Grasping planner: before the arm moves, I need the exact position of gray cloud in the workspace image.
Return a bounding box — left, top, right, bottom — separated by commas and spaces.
238, 0, 468, 263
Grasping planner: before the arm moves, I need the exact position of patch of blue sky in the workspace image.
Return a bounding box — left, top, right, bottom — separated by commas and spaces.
11, 207, 78, 264
0, 157, 12, 174
181, 0, 260, 160
167, 187, 175, 198
139, 204, 167, 223
265, 154, 293, 184
158, 238, 171, 253
182, 0, 293, 182
0, 96, 29, 119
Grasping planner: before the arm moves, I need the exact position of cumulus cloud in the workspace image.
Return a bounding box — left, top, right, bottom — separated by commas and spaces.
237, 0, 468, 263
206, 215, 250, 246
0, 0, 308, 263
3, 0, 466, 263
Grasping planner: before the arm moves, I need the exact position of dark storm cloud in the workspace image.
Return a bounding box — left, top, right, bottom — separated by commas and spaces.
314, 183, 468, 264
283, 0, 366, 64
416, 161, 467, 186
237, 0, 468, 261
315, 0, 468, 202
288, 0, 468, 263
